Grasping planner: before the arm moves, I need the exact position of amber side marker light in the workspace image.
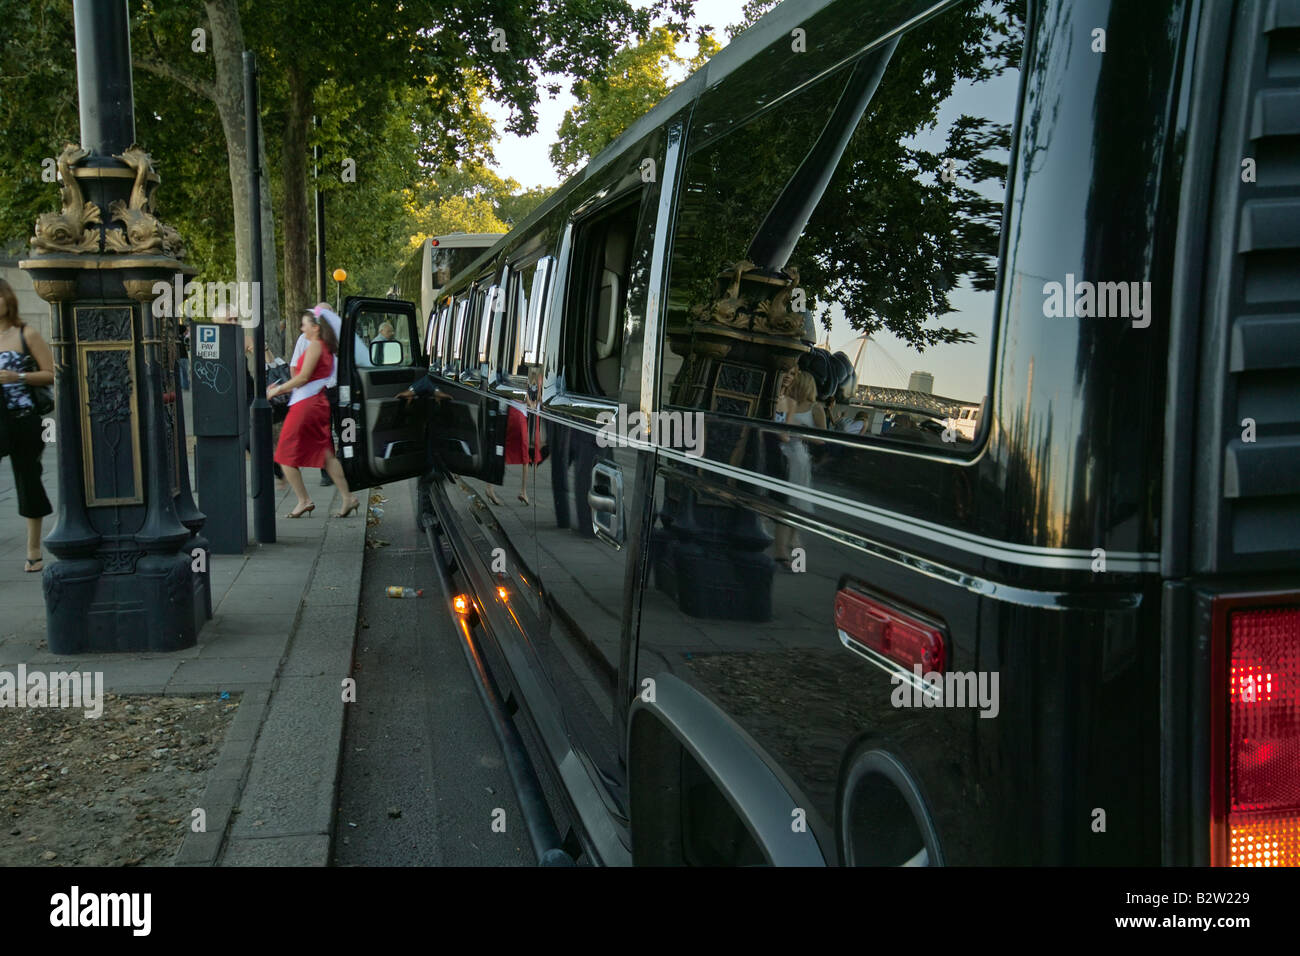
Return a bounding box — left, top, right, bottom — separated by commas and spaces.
453, 594, 470, 615
1211, 597, 1300, 867
497, 586, 508, 601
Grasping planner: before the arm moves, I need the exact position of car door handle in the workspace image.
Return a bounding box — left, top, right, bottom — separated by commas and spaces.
589, 461, 624, 545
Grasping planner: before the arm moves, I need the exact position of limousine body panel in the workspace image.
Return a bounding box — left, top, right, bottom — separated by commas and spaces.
401, 0, 1298, 866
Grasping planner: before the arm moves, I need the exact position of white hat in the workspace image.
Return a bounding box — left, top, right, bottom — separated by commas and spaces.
311, 304, 342, 340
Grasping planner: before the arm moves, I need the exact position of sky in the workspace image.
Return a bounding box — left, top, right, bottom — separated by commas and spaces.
482, 0, 751, 191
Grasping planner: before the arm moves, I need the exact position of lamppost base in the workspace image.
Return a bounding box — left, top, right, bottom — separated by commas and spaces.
44, 552, 196, 654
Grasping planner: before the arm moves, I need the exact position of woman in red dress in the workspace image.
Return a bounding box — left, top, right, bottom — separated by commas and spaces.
506, 368, 543, 504
267, 311, 360, 518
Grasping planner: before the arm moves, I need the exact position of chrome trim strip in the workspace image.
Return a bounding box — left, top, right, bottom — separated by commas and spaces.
654, 444, 1159, 573
838, 630, 941, 700
433, 383, 1159, 579
686, 467, 1142, 610
642, 120, 685, 420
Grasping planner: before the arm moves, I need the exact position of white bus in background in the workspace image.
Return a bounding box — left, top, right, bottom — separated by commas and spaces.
396, 233, 502, 342
917, 404, 981, 443
951, 403, 981, 441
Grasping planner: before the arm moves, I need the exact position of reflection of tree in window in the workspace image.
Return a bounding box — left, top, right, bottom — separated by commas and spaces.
671, 0, 1023, 353
799, 1, 1022, 350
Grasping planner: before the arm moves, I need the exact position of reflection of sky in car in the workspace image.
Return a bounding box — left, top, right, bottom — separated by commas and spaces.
818, 64, 1020, 406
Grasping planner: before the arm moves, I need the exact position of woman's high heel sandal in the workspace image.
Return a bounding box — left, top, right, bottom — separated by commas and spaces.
286, 502, 315, 518
333, 496, 360, 518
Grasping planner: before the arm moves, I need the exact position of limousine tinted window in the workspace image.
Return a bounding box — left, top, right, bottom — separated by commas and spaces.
563, 194, 642, 397
457, 280, 490, 375
445, 297, 467, 371
424, 302, 445, 362
477, 281, 500, 366
660, 0, 1022, 451
502, 254, 553, 378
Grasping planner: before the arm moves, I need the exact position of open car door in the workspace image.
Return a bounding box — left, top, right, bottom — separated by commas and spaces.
335, 296, 428, 490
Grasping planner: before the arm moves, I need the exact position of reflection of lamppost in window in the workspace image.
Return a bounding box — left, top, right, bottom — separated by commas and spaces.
332, 268, 347, 313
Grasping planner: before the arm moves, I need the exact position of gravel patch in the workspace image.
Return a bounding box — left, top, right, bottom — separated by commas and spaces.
0, 693, 239, 866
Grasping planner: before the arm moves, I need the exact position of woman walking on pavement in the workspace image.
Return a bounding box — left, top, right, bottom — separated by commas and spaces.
0, 279, 54, 572
267, 310, 360, 519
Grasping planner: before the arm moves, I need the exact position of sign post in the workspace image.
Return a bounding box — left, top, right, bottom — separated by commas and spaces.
191, 322, 249, 554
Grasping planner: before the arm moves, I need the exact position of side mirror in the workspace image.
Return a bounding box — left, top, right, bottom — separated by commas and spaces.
371, 339, 403, 366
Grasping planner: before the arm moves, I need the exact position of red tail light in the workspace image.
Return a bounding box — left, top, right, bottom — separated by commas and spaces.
834, 587, 945, 675
1211, 596, 1300, 867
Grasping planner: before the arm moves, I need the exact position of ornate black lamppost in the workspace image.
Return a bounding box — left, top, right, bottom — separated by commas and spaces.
20, 0, 210, 652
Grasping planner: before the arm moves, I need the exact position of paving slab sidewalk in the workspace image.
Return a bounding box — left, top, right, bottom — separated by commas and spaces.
0, 432, 366, 867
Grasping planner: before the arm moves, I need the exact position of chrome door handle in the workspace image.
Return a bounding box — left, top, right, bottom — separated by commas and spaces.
589, 461, 624, 545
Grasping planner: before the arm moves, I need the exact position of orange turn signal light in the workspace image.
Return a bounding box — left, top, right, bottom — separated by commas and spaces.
453, 594, 470, 615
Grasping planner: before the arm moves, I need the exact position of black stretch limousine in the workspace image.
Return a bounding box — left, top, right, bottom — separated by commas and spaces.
333, 0, 1300, 866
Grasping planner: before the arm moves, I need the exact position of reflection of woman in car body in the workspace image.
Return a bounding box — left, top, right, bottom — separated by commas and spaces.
506, 368, 544, 505
771, 370, 825, 569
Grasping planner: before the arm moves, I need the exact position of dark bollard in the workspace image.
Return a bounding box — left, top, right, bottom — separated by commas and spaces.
191, 322, 249, 554
173, 359, 212, 629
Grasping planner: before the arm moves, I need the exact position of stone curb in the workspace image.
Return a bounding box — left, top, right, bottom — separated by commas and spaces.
214, 493, 365, 866
171, 490, 366, 867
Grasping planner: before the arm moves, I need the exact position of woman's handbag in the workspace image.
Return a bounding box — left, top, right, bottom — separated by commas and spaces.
267, 362, 292, 406
19, 327, 53, 416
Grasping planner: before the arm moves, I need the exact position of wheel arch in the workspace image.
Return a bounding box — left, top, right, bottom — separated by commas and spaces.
627, 673, 827, 866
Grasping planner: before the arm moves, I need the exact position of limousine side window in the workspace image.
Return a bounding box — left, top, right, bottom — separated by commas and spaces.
428, 308, 444, 364
502, 255, 553, 379
426, 302, 449, 366
562, 195, 641, 398
445, 297, 467, 373
457, 282, 488, 377
477, 283, 500, 368
660, 0, 1022, 452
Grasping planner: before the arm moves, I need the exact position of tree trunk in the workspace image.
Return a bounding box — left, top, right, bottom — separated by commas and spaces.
204, 0, 283, 358
280, 67, 313, 356
204, 0, 249, 286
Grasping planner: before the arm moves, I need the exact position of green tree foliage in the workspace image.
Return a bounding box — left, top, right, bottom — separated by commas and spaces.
0, 0, 234, 273
0, 1, 77, 246
1, 0, 694, 344
322, 80, 551, 298
314, 80, 435, 298
725, 0, 779, 39
405, 162, 551, 242
549, 26, 720, 178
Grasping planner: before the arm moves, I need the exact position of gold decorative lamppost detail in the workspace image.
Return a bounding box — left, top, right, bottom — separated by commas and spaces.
19, 0, 210, 653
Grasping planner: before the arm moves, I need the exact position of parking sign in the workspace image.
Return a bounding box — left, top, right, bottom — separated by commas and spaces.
195, 324, 219, 359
